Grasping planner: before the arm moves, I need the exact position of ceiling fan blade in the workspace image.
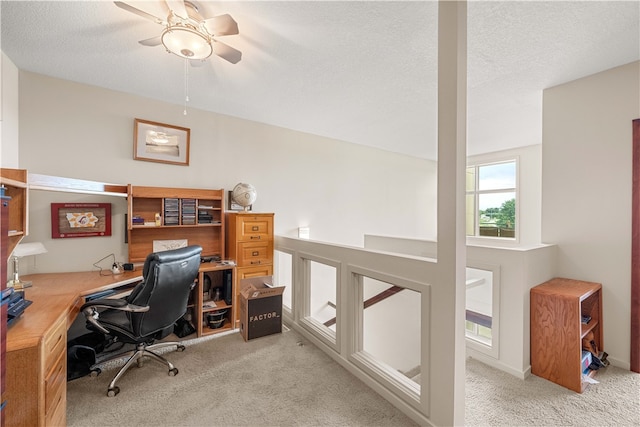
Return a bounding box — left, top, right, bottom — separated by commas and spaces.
183, 1, 204, 21
139, 36, 162, 47
165, 0, 189, 19
213, 40, 242, 64
204, 14, 239, 36
114, 1, 165, 25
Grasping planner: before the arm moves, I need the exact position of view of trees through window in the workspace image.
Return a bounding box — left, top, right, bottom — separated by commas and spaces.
481, 198, 515, 229
467, 160, 517, 238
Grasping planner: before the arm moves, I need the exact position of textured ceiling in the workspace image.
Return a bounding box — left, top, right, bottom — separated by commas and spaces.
1, 1, 639, 160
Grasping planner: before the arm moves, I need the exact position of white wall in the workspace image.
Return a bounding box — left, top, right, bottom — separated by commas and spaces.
15, 71, 438, 274
1, 53, 19, 168
542, 60, 640, 369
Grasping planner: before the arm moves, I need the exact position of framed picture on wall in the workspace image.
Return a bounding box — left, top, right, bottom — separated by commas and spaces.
51, 203, 112, 238
133, 118, 190, 166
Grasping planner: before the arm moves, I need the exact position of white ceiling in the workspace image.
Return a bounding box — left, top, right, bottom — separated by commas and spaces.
1, 1, 639, 160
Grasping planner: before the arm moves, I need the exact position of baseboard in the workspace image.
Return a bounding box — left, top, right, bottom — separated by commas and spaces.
606, 355, 631, 371
466, 349, 529, 379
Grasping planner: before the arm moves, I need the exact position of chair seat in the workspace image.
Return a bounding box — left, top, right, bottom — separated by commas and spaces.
94, 309, 174, 345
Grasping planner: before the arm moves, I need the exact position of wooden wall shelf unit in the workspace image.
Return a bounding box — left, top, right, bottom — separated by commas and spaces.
226, 212, 274, 327
530, 277, 603, 393
127, 185, 225, 264
0, 168, 28, 258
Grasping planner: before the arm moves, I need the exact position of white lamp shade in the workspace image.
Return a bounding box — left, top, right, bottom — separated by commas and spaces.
13, 242, 48, 258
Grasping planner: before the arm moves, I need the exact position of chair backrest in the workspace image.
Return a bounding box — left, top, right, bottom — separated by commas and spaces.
128, 245, 202, 338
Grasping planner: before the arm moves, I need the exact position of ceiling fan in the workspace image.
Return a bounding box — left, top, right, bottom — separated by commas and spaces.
114, 0, 241, 64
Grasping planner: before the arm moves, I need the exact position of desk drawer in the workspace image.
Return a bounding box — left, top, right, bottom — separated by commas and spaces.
45, 350, 66, 415
44, 314, 67, 374
237, 241, 273, 267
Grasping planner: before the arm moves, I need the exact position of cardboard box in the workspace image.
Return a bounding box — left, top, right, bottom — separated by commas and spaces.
239, 276, 285, 341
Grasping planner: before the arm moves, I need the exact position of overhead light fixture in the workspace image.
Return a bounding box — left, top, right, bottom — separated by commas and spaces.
161, 25, 213, 60
115, 1, 242, 63
115, 1, 242, 114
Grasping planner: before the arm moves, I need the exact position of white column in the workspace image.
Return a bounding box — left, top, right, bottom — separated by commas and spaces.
431, 1, 467, 426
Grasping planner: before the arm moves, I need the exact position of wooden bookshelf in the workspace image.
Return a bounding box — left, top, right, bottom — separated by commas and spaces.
530, 278, 603, 393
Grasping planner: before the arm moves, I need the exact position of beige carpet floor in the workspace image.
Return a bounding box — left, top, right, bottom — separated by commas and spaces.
465, 356, 640, 427
67, 327, 640, 426
67, 327, 418, 426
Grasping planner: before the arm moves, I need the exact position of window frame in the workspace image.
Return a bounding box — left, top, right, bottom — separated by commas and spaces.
466, 157, 519, 243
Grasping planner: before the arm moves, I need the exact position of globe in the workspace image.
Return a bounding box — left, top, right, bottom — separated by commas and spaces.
231, 183, 257, 211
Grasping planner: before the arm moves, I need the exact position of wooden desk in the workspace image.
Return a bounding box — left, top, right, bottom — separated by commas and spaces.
5, 271, 142, 427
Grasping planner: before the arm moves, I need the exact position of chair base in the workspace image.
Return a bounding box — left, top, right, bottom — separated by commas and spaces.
92, 340, 185, 397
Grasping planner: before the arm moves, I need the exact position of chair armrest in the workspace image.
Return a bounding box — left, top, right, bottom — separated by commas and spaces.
81, 298, 150, 334
81, 298, 149, 312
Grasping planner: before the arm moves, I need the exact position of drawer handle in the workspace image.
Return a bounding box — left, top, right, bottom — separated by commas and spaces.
250, 236, 261, 240
252, 226, 259, 231
252, 251, 259, 256
251, 261, 262, 265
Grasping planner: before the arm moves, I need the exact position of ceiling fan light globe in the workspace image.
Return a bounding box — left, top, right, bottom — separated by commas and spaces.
161, 27, 212, 60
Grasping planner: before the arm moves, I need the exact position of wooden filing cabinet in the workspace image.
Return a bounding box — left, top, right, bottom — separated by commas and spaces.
226, 213, 274, 326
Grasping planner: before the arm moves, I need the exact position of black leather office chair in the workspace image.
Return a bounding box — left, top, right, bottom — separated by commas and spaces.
81, 245, 202, 396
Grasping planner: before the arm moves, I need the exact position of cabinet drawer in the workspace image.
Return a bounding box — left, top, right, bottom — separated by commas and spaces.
45, 350, 66, 416
237, 265, 273, 280
45, 380, 66, 427
44, 315, 67, 373
237, 241, 273, 267
237, 217, 272, 241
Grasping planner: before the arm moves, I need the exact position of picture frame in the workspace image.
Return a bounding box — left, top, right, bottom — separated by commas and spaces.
133, 118, 190, 166
51, 203, 112, 239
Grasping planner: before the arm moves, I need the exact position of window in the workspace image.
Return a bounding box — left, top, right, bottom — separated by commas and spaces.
466, 160, 517, 239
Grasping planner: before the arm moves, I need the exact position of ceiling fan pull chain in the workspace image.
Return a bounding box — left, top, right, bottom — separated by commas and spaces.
183, 58, 189, 115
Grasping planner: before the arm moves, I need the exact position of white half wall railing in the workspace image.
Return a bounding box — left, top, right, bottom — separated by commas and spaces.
274, 235, 455, 427
363, 234, 558, 378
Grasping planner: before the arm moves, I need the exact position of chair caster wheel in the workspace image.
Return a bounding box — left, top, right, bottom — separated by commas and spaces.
107, 386, 120, 397
177, 344, 186, 352
169, 368, 178, 376
90, 368, 101, 377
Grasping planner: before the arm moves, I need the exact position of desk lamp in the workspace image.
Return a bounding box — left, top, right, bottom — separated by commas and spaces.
7, 242, 48, 290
